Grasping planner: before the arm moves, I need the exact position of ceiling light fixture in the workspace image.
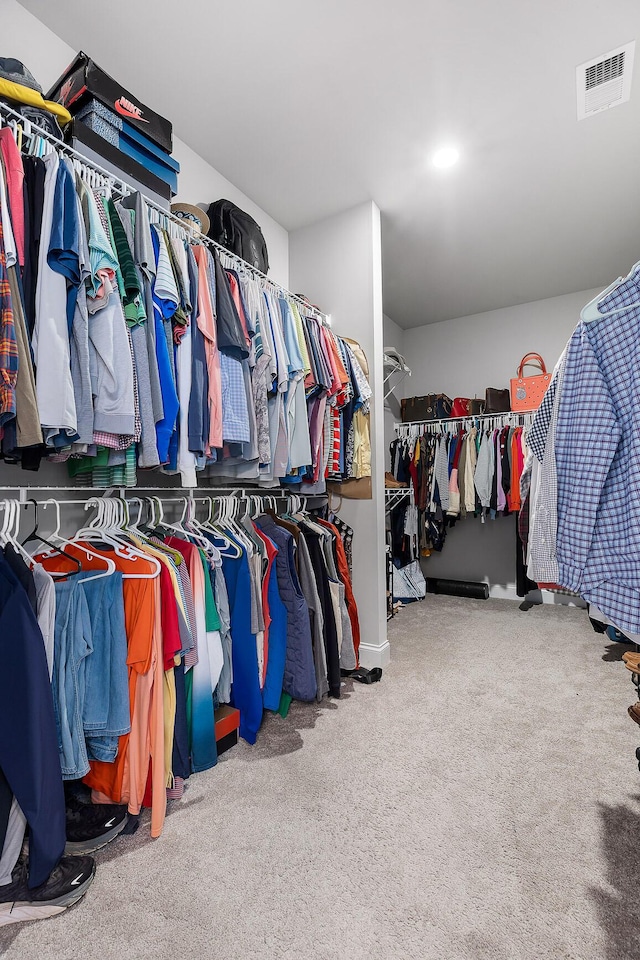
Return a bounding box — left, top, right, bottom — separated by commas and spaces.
432, 146, 460, 169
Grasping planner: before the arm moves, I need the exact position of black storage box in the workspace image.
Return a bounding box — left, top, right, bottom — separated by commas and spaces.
47, 51, 173, 153
66, 119, 172, 202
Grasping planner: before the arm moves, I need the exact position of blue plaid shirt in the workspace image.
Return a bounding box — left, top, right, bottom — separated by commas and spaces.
555, 274, 640, 633
527, 368, 558, 462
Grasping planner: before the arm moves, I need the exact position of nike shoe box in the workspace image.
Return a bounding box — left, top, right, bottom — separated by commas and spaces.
74, 100, 179, 195
66, 120, 171, 207
46, 51, 172, 153
214, 705, 240, 757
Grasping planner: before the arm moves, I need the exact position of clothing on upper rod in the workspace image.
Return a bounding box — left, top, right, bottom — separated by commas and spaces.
0, 102, 372, 491
0, 99, 328, 320
0, 490, 360, 890
388, 413, 531, 565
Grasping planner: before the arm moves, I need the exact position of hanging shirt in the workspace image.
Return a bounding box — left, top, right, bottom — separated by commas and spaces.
193, 245, 222, 451
48, 158, 81, 332
0, 190, 18, 427
0, 128, 25, 266
151, 227, 179, 462
33, 152, 77, 442
554, 277, 640, 633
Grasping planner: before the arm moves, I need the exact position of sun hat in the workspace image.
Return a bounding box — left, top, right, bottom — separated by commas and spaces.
170, 203, 210, 236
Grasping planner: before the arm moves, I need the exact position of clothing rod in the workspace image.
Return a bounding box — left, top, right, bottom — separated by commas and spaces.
0, 485, 327, 492
395, 410, 535, 429
0, 487, 327, 499
0, 101, 329, 324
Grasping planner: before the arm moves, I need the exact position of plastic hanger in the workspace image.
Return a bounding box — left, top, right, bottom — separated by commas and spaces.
181, 498, 222, 562
217, 495, 252, 551
38, 499, 116, 581
154, 495, 214, 553
200, 497, 242, 559
581, 261, 640, 322
75, 498, 160, 579
126, 498, 185, 566
0, 499, 35, 568
20, 498, 81, 571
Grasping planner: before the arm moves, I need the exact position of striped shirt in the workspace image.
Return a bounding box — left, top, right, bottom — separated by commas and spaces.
0, 199, 18, 424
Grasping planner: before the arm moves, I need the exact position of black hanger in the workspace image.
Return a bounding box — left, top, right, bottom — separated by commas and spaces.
21, 499, 82, 572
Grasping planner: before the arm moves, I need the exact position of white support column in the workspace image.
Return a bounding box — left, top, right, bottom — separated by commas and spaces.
290, 202, 389, 667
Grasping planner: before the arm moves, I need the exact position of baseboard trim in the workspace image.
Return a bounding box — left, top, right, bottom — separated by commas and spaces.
358, 640, 391, 669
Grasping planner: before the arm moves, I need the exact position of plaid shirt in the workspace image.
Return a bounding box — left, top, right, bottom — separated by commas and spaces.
555, 275, 640, 633
0, 208, 18, 425
526, 366, 559, 462
528, 352, 566, 584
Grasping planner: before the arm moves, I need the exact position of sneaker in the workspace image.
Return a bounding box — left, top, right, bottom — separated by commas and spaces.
0, 855, 95, 926
65, 793, 128, 855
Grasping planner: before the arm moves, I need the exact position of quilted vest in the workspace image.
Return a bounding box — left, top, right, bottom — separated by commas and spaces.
255, 518, 317, 702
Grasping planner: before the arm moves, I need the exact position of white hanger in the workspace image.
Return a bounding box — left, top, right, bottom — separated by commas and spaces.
200, 497, 242, 559
75, 498, 160, 579
0, 500, 34, 567
182, 498, 222, 560
8, 499, 37, 567
581, 261, 640, 322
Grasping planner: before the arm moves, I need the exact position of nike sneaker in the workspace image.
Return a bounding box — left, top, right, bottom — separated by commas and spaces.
65, 792, 128, 854
0, 855, 95, 926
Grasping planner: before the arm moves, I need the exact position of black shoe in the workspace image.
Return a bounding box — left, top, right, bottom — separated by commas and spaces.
0, 855, 95, 926
65, 792, 128, 854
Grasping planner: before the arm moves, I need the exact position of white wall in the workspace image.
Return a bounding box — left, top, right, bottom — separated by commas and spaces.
403, 288, 602, 400
172, 141, 289, 286
4, 0, 289, 285
290, 202, 389, 668
401, 287, 603, 597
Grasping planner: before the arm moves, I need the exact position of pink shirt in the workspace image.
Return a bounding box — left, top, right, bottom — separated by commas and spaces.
194, 246, 223, 451
0, 129, 24, 267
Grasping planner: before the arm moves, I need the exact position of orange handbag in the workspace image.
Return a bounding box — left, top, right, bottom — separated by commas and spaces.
510, 353, 551, 411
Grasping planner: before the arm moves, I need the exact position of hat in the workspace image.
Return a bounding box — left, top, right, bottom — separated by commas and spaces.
0, 58, 42, 93
170, 203, 210, 237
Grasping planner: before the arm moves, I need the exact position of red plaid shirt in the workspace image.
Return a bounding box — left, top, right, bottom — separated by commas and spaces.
0, 211, 18, 424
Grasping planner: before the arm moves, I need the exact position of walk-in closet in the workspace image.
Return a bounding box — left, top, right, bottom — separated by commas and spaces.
1, 2, 639, 958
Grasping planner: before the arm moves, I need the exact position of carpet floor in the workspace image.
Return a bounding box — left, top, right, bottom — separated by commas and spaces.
1, 595, 640, 960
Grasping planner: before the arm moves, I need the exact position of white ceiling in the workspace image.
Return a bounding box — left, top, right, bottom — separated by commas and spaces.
19, 0, 640, 328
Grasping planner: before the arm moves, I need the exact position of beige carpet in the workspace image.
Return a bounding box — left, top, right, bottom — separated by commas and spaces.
2, 596, 640, 960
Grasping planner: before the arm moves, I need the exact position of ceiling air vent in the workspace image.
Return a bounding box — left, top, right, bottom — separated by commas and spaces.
577, 41, 635, 120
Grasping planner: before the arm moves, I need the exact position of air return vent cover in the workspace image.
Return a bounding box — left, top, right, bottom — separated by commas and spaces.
577, 42, 635, 120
